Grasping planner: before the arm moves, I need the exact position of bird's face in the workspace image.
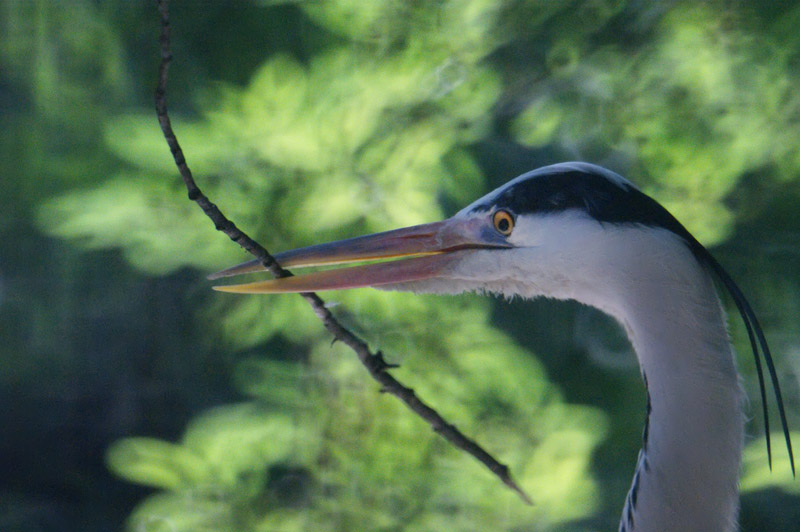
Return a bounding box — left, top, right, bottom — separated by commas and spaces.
211, 163, 687, 304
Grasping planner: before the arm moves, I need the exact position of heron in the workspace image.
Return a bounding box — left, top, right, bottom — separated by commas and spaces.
210, 162, 794, 531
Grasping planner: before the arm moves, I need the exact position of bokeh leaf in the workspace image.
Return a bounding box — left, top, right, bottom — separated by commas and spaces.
106, 438, 208, 490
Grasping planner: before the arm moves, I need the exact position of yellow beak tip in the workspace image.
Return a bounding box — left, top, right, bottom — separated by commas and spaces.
212, 285, 241, 293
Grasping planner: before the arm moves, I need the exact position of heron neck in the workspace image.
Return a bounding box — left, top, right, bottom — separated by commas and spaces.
423, 218, 747, 530
614, 265, 743, 532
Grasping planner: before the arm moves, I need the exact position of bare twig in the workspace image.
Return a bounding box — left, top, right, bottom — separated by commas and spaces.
154, 0, 531, 505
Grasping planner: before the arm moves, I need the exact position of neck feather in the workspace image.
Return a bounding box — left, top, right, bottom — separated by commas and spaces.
507, 220, 744, 532
400, 218, 746, 530
615, 265, 743, 532
564, 225, 745, 532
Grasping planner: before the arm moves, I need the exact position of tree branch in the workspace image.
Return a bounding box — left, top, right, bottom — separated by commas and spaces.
154, 0, 531, 505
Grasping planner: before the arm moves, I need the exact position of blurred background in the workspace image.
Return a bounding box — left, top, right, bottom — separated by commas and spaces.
2, 1, 800, 531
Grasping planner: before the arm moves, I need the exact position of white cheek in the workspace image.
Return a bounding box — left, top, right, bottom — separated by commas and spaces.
507, 210, 590, 248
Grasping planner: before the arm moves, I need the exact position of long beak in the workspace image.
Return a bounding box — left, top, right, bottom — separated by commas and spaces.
210, 217, 509, 293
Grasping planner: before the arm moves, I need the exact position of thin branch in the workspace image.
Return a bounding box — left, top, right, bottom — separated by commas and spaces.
154, 0, 531, 505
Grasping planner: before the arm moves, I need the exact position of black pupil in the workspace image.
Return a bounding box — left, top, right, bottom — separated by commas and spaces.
497, 216, 510, 232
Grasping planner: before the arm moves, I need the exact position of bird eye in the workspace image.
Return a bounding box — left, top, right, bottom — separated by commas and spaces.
492, 210, 514, 236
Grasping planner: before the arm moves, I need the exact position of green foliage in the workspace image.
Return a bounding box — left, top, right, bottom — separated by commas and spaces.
511, 3, 800, 244
0, 0, 127, 127
10, 0, 800, 531
741, 432, 800, 494
0, 0, 131, 234
38, 173, 234, 275
108, 307, 608, 531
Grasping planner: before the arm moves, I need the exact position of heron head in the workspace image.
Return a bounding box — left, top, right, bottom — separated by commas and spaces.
210, 162, 693, 301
